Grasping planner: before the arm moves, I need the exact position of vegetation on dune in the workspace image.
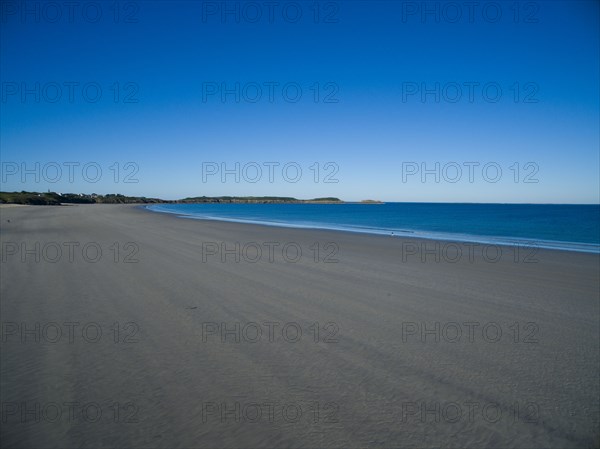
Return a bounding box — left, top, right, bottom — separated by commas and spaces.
0, 192, 345, 205
0, 191, 61, 205
0, 191, 163, 205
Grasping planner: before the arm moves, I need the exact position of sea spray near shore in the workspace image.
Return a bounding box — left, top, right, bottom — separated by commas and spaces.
147, 202, 600, 253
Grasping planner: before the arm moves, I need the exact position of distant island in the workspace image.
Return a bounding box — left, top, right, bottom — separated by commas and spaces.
0, 191, 378, 205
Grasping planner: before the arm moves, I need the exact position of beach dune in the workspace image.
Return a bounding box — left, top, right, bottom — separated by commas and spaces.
1, 204, 598, 448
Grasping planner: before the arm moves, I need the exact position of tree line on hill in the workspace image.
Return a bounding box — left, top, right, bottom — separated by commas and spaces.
0, 191, 343, 205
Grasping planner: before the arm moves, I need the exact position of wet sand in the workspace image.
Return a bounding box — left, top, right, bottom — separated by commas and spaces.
1, 204, 598, 448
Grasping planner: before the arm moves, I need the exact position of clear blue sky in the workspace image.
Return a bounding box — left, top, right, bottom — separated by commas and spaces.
1, 0, 598, 203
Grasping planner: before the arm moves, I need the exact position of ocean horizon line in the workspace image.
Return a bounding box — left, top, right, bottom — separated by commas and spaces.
2, 191, 599, 206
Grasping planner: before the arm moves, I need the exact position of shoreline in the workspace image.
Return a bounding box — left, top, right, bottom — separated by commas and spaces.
141, 204, 600, 255
1, 203, 598, 448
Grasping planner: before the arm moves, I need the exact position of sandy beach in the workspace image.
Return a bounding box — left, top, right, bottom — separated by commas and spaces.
1, 204, 598, 448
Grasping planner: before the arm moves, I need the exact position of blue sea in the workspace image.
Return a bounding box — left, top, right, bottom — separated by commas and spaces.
147, 203, 600, 253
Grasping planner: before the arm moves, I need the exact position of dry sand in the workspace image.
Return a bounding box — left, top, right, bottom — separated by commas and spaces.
1, 204, 598, 448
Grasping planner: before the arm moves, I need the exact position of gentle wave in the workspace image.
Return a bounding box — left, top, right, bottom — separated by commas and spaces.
145, 204, 600, 254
